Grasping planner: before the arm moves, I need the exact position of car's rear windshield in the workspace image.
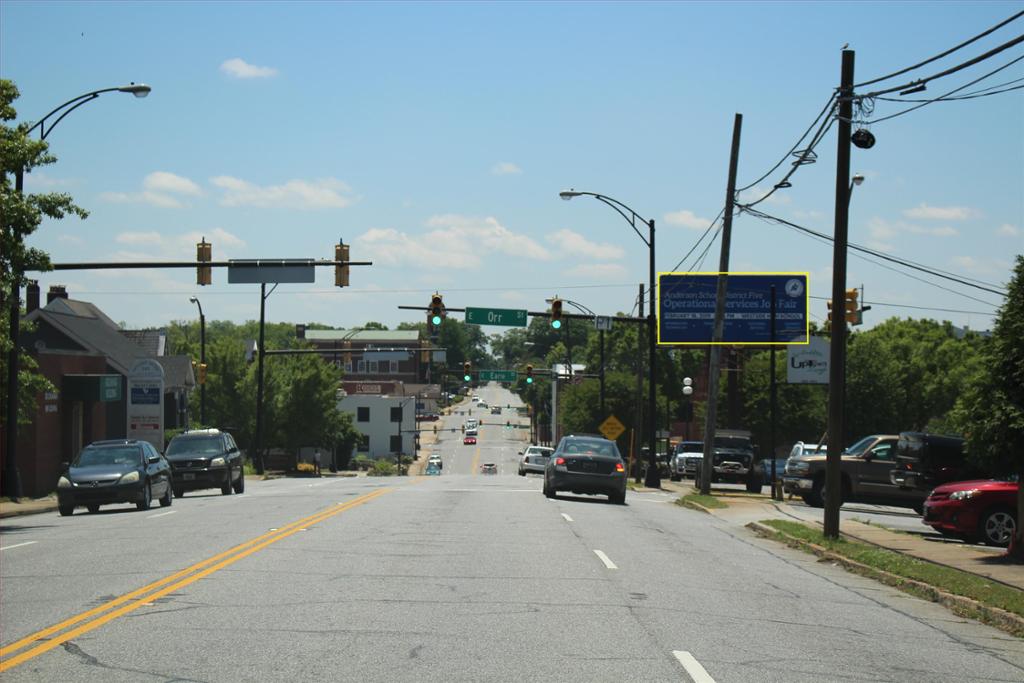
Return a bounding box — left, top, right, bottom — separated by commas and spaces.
75, 447, 142, 467
527, 447, 553, 455
713, 436, 752, 450
166, 436, 223, 455
562, 440, 619, 457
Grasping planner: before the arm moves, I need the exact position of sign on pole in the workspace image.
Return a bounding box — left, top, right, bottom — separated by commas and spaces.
599, 415, 626, 441
594, 316, 612, 331
478, 369, 517, 382
465, 307, 528, 327
787, 335, 830, 384
127, 359, 165, 451
658, 272, 809, 345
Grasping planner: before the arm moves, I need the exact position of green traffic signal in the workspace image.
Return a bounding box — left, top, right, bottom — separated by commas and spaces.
551, 320, 561, 329
526, 377, 533, 384
463, 373, 471, 382
431, 314, 442, 326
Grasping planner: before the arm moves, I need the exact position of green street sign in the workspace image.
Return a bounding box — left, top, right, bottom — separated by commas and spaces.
478, 370, 518, 382
465, 307, 528, 327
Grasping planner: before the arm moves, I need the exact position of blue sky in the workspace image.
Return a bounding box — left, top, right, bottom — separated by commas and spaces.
3, 1, 1021, 336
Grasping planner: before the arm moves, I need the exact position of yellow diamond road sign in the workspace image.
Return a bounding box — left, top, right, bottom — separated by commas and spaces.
599, 415, 625, 441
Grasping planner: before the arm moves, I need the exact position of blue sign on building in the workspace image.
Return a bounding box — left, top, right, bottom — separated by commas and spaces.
658, 272, 809, 345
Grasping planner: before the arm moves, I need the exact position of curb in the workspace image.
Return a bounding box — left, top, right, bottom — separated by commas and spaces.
0, 503, 58, 519
747, 521, 1024, 639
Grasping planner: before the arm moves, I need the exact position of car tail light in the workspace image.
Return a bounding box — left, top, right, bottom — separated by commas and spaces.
555, 457, 566, 466
615, 462, 625, 473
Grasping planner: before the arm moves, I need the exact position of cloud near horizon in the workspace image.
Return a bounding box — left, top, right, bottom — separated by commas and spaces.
220, 58, 278, 79
902, 203, 978, 221
211, 176, 354, 209
99, 171, 202, 208
490, 162, 522, 175
545, 229, 624, 260
664, 209, 713, 230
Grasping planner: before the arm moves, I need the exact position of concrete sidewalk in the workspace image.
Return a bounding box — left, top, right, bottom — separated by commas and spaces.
655, 480, 1023, 591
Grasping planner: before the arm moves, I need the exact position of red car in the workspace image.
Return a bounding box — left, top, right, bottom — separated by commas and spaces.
464, 435, 477, 445
923, 479, 1018, 547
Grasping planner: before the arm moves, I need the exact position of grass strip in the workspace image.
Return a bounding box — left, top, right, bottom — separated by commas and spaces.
757, 519, 1024, 636
676, 492, 728, 510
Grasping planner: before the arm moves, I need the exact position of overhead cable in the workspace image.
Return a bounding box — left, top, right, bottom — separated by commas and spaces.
854, 10, 1024, 88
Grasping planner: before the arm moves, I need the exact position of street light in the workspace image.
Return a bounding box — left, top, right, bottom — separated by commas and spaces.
559, 189, 660, 488
848, 174, 865, 206
4, 83, 152, 501
189, 296, 206, 426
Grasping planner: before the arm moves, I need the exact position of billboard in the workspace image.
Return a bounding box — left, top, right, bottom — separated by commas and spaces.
658, 272, 809, 345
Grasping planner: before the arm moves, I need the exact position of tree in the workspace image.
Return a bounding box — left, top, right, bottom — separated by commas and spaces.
948, 255, 1024, 559
1, 80, 88, 496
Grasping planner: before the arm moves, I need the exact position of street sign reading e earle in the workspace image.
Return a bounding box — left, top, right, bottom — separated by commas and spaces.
658, 272, 809, 345
478, 369, 517, 382
465, 307, 528, 327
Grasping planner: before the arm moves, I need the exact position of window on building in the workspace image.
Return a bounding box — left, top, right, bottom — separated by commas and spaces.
368, 360, 379, 373
358, 434, 370, 451
357, 407, 370, 422
390, 360, 399, 374
390, 406, 402, 422
344, 362, 352, 373
390, 435, 402, 453
357, 360, 366, 374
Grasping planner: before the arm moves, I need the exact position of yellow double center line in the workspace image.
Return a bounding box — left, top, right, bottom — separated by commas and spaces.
0, 487, 391, 672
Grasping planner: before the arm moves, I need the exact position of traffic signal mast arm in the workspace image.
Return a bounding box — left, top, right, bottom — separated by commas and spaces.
395, 304, 645, 323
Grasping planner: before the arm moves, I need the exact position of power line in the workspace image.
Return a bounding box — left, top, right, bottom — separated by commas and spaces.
875, 74, 1024, 101
854, 10, 1024, 88
740, 207, 1008, 303
861, 53, 1024, 124
667, 207, 726, 273
808, 295, 995, 316
861, 32, 1024, 99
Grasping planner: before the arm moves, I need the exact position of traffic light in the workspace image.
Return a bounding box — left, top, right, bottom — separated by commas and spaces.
845, 288, 861, 325
550, 298, 563, 329
525, 364, 534, 384
335, 241, 350, 287
198, 362, 208, 385
463, 361, 471, 382
428, 292, 444, 327
826, 299, 834, 326
196, 238, 212, 285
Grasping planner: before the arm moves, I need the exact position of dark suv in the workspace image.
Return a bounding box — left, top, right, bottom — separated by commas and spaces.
164, 429, 245, 497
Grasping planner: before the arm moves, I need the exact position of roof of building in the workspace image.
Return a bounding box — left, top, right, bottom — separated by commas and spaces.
121, 329, 167, 356
305, 329, 420, 342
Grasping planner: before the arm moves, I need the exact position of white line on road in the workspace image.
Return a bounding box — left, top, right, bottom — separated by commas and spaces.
146, 511, 177, 519
561, 513, 574, 522
0, 541, 38, 551
593, 549, 617, 569
673, 651, 716, 683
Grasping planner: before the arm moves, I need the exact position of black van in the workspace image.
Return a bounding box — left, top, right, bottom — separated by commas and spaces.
890, 432, 979, 492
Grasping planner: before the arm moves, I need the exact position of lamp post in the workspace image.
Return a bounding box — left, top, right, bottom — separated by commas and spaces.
189, 296, 206, 426
560, 190, 660, 488
4, 83, 151, 501
682, 377, 693, 440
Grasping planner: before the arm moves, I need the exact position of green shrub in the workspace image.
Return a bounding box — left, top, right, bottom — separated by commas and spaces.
369, 460, 396, 477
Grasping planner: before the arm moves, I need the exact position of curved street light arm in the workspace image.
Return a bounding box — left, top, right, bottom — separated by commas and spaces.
26, 84, 150, 141
562, 190, 651, 247
561, 298, 597, 318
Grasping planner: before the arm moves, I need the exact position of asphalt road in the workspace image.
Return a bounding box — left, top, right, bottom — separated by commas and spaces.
3, 385, 1023, 682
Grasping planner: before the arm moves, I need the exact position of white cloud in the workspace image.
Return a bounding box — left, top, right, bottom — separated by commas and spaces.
868, 217, 899, 241
211, 176, 353, 209
997, 223, 1019, 237
545, 229, 623, 260
867, 217, 957, 240
793, 209, 825, 221
116, 231, 163, 245
491, 162, 522, 175
143, 171, 202, 196
220, 57, 278, 79
902, 203, 978, 221
111, 228, 246, 259
99, 171, 202, 208
355, 215, 552, 271
564, 263, 628, 279
951, 255, 1010, 276
866, 240, 896, 253
664, 209, 713, 230
903, 224, 958, 237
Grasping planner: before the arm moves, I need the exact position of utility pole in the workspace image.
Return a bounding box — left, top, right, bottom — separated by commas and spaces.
700, 113, 743, 495
253, 284, 267, 475
635, 283, 644, 484
825, 50, 855, 538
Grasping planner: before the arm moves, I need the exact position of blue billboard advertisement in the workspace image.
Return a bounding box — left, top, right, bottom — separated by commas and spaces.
658, 272, 809, 345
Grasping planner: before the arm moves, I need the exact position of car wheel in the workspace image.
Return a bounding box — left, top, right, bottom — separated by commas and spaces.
543, 477, 555, 499
979, 507, 1016, 547
670, 474, 680, 482
806, 478, 826, 508
912, 503, 924, 516
608, 490, 626, 505
159, 482, 173, 507
58, 504, 74, 517
221, 470, 233, 495
136, 481, 152, 510
173, 487, 184, 499
745, 474, 763, 493
87, 504, 100, 514
518, 468, 525, 476
233, 469, 245, 494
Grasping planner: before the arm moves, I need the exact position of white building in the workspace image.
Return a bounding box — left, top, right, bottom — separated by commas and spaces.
337, 394, 417, 460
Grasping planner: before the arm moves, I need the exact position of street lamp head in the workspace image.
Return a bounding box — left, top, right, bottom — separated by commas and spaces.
559, 189, 582, 201
851, 174, 865, 186
683, 386, 693, 396
119, 83, 151, 98
189, 296, 198, 304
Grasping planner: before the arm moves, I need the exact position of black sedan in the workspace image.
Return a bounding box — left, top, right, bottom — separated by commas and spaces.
57, 440, 173, 515
543, 435, 627, 504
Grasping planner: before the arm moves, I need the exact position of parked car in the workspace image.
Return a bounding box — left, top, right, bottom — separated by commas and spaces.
543, 435, 627, 505
480, 462, 497, 474
783, 434, 933, 511
518, 445, 554, 476
890, 432, 979, 493
923, 479, 1018, 547
789, 441, 827, 459
428, 454, 443, 470
164, 428, 245, 498
464, 435, 477, 445
57, 440, 173, 515
759, 457, 791, 485
491, 406, 501, 415
670, 440, 703, 481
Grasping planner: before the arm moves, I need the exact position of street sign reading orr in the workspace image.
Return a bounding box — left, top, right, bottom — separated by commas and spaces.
465, 307, 528, 327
